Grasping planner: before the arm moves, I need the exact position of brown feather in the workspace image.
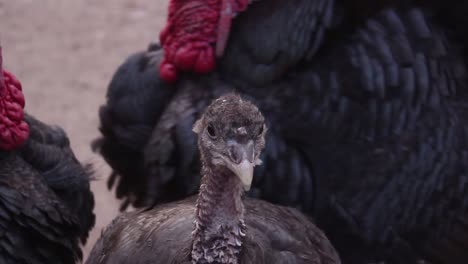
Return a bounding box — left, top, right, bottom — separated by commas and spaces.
86, 94, 339, 264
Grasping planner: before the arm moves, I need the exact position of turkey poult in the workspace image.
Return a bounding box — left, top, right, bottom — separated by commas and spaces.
0, 47, 95, 263
94, 1, 468, 263
86, 94, 340, 264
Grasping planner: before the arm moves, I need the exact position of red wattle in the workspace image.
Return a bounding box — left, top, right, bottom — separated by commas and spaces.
159, 61, 178, 84
0, 70, 29, 151
159, 24, 171, 45
159, 0, 250, 83
174, 42, 215, 73
234, 0, 249, 11
193, 47, 215, 73
174, 45, 199, 71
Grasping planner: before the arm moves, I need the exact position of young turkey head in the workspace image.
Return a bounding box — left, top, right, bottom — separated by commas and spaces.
193, 93, 266, 191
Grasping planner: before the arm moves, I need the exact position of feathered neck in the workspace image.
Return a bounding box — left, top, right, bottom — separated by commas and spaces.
191, 163, 246, 264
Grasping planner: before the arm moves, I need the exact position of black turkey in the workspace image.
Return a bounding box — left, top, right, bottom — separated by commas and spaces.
0, 47, 95, 264
87, 94, 340, 264
93, 1, 468, 263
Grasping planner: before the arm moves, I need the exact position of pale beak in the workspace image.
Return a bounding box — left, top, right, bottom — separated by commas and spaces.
223, 140, 256, 191
226, 159, 255, 191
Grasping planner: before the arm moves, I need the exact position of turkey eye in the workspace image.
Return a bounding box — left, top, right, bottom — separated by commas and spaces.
207, 124, 216, 138
257, 125, 264, 137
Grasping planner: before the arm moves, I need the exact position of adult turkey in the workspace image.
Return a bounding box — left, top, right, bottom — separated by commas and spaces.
0, 47, 95, 263
87, 94, 340, 264
93, 1, 468, 263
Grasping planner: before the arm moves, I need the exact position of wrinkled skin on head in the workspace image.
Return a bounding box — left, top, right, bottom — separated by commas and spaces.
0, 46, 29, 151
193, 94, 266, 189
159, 0, 251, 83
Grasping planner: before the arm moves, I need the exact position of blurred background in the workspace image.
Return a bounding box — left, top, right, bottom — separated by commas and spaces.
1, 0, 168, 258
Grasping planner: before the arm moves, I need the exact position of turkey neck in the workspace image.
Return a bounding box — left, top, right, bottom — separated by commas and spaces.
191, 165, 246, 264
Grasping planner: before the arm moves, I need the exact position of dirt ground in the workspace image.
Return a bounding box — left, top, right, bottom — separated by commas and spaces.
1, 0, 168, 260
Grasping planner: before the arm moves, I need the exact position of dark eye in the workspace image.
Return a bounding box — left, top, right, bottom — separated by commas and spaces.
257, 125, 264, 137
207, 124, 217, 138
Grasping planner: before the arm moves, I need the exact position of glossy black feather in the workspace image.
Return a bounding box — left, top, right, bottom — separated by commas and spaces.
261, 8, 468, 263
220, 0, 336, 86
94, 2, 468, 263
0, 113, 95, 263
92, 43, 175, 209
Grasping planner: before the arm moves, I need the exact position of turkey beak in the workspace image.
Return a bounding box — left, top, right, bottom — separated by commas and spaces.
225, 140, 256, 191
230, 159, 254, 191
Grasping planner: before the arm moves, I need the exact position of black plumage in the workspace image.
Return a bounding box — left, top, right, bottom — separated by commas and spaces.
0, 113, 95, 264
93, 1, 468, 263
92, 43, 178, 210
87, 94, 340, 264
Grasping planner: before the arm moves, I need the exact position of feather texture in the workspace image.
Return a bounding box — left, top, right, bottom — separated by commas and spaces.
0, 113, 95, 263
86, 196, 339, 264
94, 2, 468, 263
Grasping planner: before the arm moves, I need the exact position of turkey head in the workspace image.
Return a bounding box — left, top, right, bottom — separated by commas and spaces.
192, 93, 266, 191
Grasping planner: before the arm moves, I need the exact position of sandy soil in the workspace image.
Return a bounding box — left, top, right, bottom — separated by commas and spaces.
1, 0, 168, 260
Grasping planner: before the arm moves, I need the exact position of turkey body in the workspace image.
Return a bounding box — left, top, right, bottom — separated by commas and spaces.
94, 1, 468, 263
86, 196, 339, 264
0, 113, 95, 264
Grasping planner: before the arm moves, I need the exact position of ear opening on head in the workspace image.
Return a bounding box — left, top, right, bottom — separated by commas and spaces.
192, 118, 203, 134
